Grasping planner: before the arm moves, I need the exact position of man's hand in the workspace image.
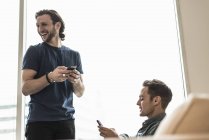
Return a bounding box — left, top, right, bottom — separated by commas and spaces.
98, 126, 119, 138
67, 68, 81, 84
48, 66, 68, 82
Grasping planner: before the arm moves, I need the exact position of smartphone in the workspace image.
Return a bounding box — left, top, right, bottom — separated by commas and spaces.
96, 120, 103, 126
67, 66, 77, 70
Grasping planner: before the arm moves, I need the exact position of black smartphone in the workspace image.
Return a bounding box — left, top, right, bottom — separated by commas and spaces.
67, 66, 77, 70
96, 120, 103, 126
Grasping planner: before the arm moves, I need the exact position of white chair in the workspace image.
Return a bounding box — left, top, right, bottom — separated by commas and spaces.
155, 93, 209, 136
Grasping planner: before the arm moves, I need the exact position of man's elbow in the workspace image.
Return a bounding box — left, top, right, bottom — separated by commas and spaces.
75, 87, 85, 97
75, 91, 84, 97
22, 84, 31, 96
22, 88, 29, 96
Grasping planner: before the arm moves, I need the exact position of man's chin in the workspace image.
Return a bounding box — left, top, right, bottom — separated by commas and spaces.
41, 36, 48, 41
42, 39, 49, 43
41, 38, 46, 42
139, 112, 145, 116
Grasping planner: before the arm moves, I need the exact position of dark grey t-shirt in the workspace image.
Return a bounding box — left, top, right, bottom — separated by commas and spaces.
22, 42, 83, 122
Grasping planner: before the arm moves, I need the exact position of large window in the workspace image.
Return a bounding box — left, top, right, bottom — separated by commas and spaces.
24, 0, 185, 139
0, 0, 185, 139
0, 0, 19, 140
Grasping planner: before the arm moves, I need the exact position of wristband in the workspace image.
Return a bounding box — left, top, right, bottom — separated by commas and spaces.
46, 72, 53, 84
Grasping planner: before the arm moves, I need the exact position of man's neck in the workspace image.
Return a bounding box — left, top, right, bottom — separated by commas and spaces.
47, 38, 62, 48
148, 110, 165, 119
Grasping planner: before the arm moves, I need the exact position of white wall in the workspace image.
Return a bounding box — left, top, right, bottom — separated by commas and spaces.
176, 0, 209, 94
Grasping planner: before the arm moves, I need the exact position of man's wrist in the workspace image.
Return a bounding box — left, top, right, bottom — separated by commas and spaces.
46, 72, 55, 84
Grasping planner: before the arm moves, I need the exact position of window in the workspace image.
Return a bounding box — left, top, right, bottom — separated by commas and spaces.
0, 0, 19, 140
22, 0, 186, 139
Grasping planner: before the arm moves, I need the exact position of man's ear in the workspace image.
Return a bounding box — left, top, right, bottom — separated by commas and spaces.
153, 96, 161, 105
55, 22, 61, 30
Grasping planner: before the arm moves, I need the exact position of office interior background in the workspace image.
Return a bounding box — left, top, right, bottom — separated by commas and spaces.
2, 0, 209, 140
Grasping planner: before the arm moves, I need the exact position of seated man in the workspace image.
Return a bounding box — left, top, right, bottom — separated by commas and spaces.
98, 79, 173, 139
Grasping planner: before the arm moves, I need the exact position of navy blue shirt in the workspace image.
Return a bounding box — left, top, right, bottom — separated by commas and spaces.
22, 42, 83, 122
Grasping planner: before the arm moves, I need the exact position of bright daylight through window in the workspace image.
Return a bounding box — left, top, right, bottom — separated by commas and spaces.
0, 0, 185, 140
0, 0, 19, 140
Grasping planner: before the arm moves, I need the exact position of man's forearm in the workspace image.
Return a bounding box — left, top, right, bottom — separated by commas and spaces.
72, 78, 85, 97
22, 74, 49, 96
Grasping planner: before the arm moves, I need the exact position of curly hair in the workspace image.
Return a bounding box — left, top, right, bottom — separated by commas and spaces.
35, 9, 65, 41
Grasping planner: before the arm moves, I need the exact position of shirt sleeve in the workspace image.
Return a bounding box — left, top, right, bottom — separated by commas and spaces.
22, 45, 40, 72
75, 51, 83, 74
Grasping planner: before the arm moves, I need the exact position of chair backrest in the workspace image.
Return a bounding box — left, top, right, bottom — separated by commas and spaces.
154, 93, 209, 136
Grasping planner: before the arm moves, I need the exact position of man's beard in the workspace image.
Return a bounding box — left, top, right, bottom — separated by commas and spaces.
44, 27, 56, 43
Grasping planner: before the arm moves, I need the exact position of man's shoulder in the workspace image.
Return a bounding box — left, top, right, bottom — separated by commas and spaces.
61, 45, 81, 57
62, 45, 77, 52
28, 43, 44, 50
146, 118, 163, 135
148, 114, 165, 130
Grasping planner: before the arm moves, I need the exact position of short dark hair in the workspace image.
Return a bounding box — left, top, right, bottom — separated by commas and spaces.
35, 9, 65, 41
143, 79, 172, 109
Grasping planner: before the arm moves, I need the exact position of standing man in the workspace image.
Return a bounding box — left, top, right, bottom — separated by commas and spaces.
98, 79, 172, 139
22, 9, 85, 140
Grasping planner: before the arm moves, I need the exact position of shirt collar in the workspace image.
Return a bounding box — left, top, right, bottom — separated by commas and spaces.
143, 112, 166, 126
